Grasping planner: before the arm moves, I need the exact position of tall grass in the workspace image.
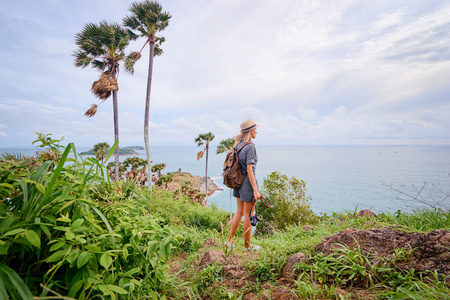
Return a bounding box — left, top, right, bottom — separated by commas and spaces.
379, 208, 450, 231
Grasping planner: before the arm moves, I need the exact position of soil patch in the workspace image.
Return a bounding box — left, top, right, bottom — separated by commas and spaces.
315, 227, 450, 276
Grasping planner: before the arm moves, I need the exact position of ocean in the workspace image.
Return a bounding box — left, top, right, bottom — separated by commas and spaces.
1, 145, 449, 215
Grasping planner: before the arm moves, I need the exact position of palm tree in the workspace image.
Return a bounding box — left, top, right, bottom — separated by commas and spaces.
151, 163, 166, 182
195, 132, 215, 202
216, 138, 235, 221
216, 138, 235, 155
74, 21, 135, 181
123, 157, 148, 186
123, 0, 172, 189
93, 142, 110, 164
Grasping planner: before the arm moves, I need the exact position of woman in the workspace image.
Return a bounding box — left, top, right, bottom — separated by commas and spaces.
226, 119, 260, 251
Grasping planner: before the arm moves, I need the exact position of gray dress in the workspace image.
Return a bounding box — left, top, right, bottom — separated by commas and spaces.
232, 141, 258, 202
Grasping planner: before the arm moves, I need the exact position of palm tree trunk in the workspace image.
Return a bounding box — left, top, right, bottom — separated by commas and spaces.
144, 40, 155, 189
205, 144, 209, 203
113, 90, 119, 181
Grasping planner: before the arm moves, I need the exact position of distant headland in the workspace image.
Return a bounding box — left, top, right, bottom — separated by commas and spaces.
80, 146, 144, 156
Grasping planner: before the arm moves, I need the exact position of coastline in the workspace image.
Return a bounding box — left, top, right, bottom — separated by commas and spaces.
165, 172, 224, 198
197, 175, 224, 197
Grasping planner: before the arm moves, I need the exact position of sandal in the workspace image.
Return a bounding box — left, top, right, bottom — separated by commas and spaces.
244, 244, 260, 251
224, 241, 234, 250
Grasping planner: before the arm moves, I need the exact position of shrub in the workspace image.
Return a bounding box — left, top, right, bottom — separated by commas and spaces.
257, 171, 318, 235
147, 189, 229, 232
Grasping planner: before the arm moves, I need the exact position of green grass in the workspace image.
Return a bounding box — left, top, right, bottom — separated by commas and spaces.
146, 188, 230, 233
173, 209, 449, 299
378, 208, 450, 231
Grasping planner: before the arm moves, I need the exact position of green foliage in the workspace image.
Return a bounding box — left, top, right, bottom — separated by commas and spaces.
0, 142, 185, 299
257, 171, 318, 234
196, 264, 224, 291
379, 208, 450, 231
169, 207, 449, 299
0, 263, 33, 300
216, 137, 234, 154
245, 248, 287, 282
2, 137, 449, 299
93, 142, 110, 163
123, 0, 171, 42
125, 157, 148, 171
294, 275, 337, 300
147, 189, 229, 233
32, 132, 65, 155
195, 132, 215, 148
297, 240, 450, 298
156, 174, 173, 188
0, 153, 37, 170
74, 21, 131, 76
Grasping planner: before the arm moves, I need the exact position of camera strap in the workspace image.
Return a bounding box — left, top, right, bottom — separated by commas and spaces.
249, 196, 271, 218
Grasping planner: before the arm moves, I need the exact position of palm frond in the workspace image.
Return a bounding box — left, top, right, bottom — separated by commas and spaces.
153, 44, 163, 56
124, 0, 172, 39
156, 36, 166, 44
73, 50, 92, 68
197, 151, 204, 160
74, 21, 130, 74
92, 59, 106, 72
124, 51, 142, 74
216, 138, 235, 154
0, 152, 28, 162
84, 104, 98, 117
123, 15, 141, 30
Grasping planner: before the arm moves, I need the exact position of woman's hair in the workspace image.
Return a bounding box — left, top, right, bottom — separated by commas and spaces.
234, 130, 252, 146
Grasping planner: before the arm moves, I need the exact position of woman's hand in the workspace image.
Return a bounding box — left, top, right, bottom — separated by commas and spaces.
254, 190, 261, 200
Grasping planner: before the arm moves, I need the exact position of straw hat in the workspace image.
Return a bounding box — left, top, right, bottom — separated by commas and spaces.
240, 119, 259, 132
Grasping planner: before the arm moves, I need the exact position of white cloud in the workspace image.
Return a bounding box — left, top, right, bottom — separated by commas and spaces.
298, 105, 317, 121
0, 1, 449, 148
357, 4, 450, 65
372, 9, 406, 32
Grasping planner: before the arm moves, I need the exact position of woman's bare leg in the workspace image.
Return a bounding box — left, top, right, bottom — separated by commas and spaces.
227, 198, 244, 244
243, 201, 253, 248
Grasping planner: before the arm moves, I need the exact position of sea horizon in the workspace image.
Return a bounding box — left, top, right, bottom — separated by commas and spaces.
1, 144, 449, 215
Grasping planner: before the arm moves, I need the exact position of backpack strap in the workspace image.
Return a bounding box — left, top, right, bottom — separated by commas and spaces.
236, 142, 250, 152
235, 142, 251, 176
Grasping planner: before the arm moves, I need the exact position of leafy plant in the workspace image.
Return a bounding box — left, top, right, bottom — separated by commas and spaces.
257, 171, 318, 234
32, 132, 65, 156
0, 263, 33, 300
0, 140, 187, 298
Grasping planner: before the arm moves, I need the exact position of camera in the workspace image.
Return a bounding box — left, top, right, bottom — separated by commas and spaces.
249, 214, 261, 226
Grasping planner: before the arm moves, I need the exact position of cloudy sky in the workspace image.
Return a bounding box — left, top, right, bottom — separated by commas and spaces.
1, 0, 449, 148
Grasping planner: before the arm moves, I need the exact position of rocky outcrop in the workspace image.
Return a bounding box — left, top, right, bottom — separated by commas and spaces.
282, 253, 309, 279
196, 175, 223, 196
166, 172, 222, 197
198, 250, 226, 271
358, 209, 378, 218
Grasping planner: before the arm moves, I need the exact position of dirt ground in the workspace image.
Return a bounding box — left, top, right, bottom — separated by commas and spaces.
170, 225, 450, 299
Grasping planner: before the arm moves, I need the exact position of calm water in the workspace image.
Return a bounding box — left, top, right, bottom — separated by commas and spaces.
1, 145, 449, 214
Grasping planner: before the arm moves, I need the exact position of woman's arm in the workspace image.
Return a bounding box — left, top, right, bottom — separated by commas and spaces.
247, 164, 260, 200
